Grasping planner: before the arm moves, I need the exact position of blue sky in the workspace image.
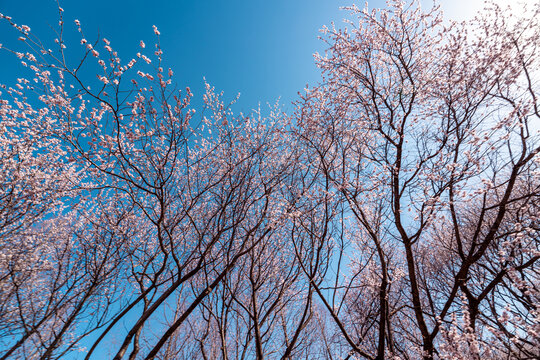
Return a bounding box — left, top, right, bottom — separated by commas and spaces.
0, 0, 505, 114
0, 0, 362, 113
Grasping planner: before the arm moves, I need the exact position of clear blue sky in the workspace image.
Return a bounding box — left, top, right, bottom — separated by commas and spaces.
0, 0, 366, 113
0, 0, 504, 112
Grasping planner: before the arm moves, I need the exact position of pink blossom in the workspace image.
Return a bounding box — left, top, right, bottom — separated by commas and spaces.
97, 75, 109, 84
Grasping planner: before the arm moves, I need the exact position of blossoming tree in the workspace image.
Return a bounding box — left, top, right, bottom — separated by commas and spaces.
297, 1, 540, 359
0, 1, 538, 359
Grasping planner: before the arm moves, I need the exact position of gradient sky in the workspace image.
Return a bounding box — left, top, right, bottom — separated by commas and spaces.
2, 0, 531, 114
0, 0, 359, 113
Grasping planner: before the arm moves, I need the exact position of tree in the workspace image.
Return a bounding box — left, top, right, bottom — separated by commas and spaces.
1, 1, 539, 359
0, 10, 302, 360
297, 0, 540, 359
